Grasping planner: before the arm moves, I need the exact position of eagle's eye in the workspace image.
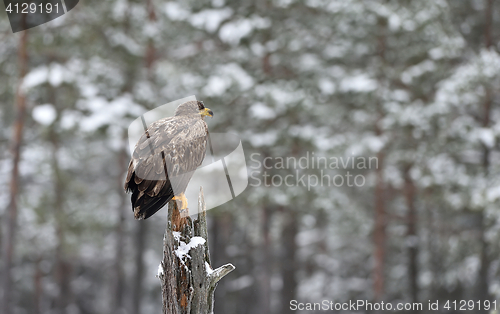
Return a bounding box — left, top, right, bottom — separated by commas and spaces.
197, 101, 205, 110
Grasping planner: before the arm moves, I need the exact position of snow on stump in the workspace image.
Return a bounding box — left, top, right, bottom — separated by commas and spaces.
158, 187, 235, 314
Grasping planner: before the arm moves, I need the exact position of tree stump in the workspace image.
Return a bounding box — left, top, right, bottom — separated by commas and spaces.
158, 187, 235, 314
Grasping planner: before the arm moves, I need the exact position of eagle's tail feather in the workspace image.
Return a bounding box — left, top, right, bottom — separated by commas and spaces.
133, 193, 173, 220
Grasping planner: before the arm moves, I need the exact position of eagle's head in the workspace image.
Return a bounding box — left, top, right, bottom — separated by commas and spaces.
175, 100, 213, 118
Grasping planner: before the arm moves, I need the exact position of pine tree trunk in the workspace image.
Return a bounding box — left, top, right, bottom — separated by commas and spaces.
373, 146, 386, 301
33, 256, 43, 314
404, 166, 418, 305
211, 214, 232, 314
373, 16, 387, 302
132, 222, 147, 314
281, 210, 298, 314
475, 0, 493, 306
258, 205, 272, 314
1, 25, 28, 314
49, 90, 72, 314
112, 132, 128, 314
159, 187, 235, 314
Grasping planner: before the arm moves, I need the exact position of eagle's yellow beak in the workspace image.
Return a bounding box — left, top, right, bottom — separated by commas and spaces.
201, 107, 214, 117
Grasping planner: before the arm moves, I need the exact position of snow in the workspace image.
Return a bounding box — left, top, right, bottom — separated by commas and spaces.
32, 104, 57, 126
250, 102, 276, 120
461, 255, 480, 285
205, 261, 213, 275
219, 19, 253, 45
428, 47, 445, 60
323, 43, 349, 59
22, 66, 49, 91
79, 83, 99, 98
157, 263, 164, 277
219, 16, 270, 45
247, 130, 278, 147
265, 40, 279, 52
434, 49, 500, 111
203, 76, 231, 96
105, 30, 143, 56
112, 0, 128, 21
401, 60, 436, 84
78, 94, 143, 132
274, 0, 293, 8
364, 135, 385, 153
48, 63, 65, 87
211, 0, 224, 7
251, 15, 272, 29
288, 125, 317, 140
203, 63, 254, 96
60, 110, 82, 130
251, 42, 265, 56
267, 86, 304, 108
318, 78, 336, 95
476, 128, 495, 148
391, 89, 410, 102
143, 22, 159, 38
174, 236, 206, 260
22, 63, 76, 91
487, 185, 500, 203
190, 8, 233, 32
164, 2, 190, 21
340, 73, 377, 92
219, 63, 254, 90
299, 54, 320, 70
388, 13, 401, 31
345, 133, 386, 155
173, 231, 181, 241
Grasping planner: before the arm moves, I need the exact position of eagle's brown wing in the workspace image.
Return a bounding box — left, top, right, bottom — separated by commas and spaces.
124, 116, 208, 220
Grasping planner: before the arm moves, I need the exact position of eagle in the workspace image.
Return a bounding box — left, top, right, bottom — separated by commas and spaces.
124, 100, 213, 220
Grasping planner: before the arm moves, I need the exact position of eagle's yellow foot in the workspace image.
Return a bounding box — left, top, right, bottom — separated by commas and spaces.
172, 193, 188, 212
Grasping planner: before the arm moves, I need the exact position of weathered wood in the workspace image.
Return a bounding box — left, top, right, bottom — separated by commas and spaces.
160, 187, 235, 314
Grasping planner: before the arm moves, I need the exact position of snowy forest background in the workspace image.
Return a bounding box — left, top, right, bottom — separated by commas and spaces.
1, 0, 500, 313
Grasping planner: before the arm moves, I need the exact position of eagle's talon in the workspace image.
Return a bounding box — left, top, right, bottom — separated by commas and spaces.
173, 192, 188, 212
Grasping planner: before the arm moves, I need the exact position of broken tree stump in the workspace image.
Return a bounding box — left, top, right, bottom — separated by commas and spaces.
158, 187, 235, 314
